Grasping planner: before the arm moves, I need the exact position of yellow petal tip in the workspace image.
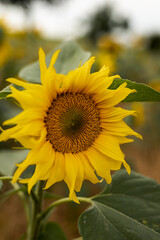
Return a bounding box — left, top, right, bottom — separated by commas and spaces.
39, 47, 45, 55
69, 191, 80, 204
123, 161, 131, 174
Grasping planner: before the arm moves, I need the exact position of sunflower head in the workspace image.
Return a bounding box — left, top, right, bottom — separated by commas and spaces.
0, 48, 142, 203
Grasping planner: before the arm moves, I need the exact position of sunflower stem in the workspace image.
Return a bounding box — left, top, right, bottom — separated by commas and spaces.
27, 181, 44, 240
0, 187, 24, 204
0, 176, 16, 181
38, 197, 93, 222
8, 180, 31, 225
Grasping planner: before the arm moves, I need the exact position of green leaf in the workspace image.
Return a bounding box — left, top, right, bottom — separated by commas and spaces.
38, 222, 67, 240
19, 41, 91, 83
0, 85, 12, 99
78, 170, 160, 240
110, 78, 160, 102
102, 170, 160, 204
79, 201, 160, 240
100, 170, 160, 232
0, 149, 29, 176
0, 180, 3, 190
0, 84, 24, 100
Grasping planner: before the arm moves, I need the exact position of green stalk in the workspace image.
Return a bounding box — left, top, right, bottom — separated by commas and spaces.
26, 180, 92, 240
0, 176, 30, 224
0, 187, 24, 204
27, 181, 44, 240
38, 197, 93, 223
0, 176, 16, 181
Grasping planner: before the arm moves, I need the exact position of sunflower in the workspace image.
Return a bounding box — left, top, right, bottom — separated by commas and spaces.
0, 48, 142, 203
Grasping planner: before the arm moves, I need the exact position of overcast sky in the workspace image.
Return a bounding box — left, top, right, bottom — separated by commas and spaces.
0, 0, 160, 39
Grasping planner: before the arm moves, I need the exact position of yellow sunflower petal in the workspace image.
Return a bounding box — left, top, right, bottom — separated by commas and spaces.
84, 69, 119, 97
91, 65, 119, 89
7, 78, 41, 90
0, 121, 44, 145
44, 151, 65, 189
27, 145, 54, 193
3, 109, 45, 126
44, 72, 65, 99
79, 153, 100, 184
13, 121, 44, 138
39, 48, 47, 84
102, 120, 142, 139
0, 125, 19, 142
8, 86, 50, 110
19, 178, 30, 184
116, 136, 134, 144
64, 153, 79, 203
74, 154, 84, 192
123, 161, 131, 174
16, 128, 47, 149
12, 149, 37, 183
48, 49, 60, 70
86, 147, 112, 183
100, 107, 136, 122
91, 65, 110, 79
108, 159, 122, 170
65, 57, 95, 93
94, 134, 124, 161
91, 89, 115, 103
98, 84, 136, 108
12, 141, 52, 183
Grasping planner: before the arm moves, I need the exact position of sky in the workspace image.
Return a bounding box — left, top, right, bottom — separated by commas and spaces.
0, 0, 160, 39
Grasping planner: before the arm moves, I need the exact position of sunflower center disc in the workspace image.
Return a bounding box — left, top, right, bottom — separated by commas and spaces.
45, 93, 101, 154
60, 108, 84, 136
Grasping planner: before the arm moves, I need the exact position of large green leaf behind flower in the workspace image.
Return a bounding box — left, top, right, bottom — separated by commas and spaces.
0, 41, 160, 101
19, 40, 91, 83
78, 170, 160, 240
0, 150, 29, 176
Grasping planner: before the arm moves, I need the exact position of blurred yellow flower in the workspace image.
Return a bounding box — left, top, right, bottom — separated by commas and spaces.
97, 35, 122, 54
0, 41, 12, 67
96, 36, 122, 73
149, 79, 160, 92
0, 19, 13, 67
0, 49, 142, 203
131, 102, 145, 127
97, 51, 117, 73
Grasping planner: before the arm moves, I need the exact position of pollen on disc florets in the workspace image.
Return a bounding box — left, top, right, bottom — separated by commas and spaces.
44, 92, 101, 154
